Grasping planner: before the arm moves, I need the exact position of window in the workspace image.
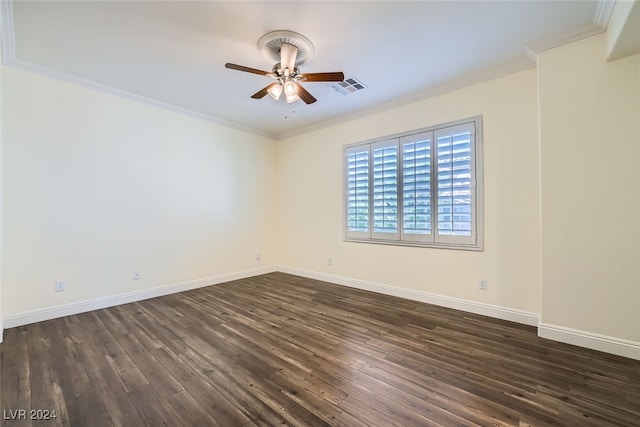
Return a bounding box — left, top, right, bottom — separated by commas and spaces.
345, 117, 483, 250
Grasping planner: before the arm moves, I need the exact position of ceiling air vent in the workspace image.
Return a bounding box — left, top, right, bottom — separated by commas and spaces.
330, 76, 366, 95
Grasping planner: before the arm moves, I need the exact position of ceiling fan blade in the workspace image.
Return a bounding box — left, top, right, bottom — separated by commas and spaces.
301, 72, 345, 82
225, 63, 271, 76
296, 84, 317, 104
280, 43, 298, 73
251, 83, 280, 99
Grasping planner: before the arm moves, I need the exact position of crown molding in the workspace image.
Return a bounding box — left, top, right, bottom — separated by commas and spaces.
0, 0, 274, 138
521, 0, 614, 57
279, 3, 620, 142
276, 59, 535, 141
523, 46, 538, 65
594, 0, 616, 29
7, 58, 276, 139
0, 0, 16, 63
526, 22, 605, 55
0, 0, 619, 141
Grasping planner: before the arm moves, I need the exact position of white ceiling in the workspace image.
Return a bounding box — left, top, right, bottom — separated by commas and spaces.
1, 1, 612, 139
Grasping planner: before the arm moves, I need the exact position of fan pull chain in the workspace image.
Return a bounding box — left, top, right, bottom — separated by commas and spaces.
284, 97, 288, 119
283, 99, 297, 119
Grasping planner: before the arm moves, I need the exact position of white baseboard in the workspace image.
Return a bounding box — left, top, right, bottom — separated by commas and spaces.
2, 266, 277, 330
538, 323, 640, 361
278, 266, 540, 327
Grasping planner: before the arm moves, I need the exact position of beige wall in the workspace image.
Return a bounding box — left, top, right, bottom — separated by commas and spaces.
1, 67, 277, 317
538, 34, 640, 342
277, 69, 541, 314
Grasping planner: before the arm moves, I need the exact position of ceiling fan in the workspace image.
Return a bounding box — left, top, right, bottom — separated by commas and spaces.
225, 30, 344, 105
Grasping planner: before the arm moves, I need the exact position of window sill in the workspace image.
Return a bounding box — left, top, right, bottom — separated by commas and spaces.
343, 237, 483, 252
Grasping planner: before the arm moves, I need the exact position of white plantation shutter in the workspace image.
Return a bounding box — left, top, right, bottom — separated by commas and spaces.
401, 132, 433, 243
344, 117, 482, 250
372, 140, 399, 240
346, 145, 371, 239
435, 123, 475, 245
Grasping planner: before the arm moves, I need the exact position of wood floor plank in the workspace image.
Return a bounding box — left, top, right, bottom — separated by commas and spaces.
149, 346, 253, 426
125, 383, 185, 427
339, 383, 433, 427
164, 390, 222, 427
266, 369, 369, 426
107, 305, 165, 352
348, 367, 481, 427
28, 335, 70, 427
359, 360, 519, 426
177, 347, 292, 426
2, 272, 640, 426
84, 367, 145, 427
1, 328, 33, 427
45, 318, 111, 426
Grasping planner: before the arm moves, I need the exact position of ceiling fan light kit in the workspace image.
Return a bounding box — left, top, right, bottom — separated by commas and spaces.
267, 84, 282, 100
225, 30, 344, 106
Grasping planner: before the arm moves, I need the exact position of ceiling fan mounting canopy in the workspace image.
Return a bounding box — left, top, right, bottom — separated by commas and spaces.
257, 30, 315, 66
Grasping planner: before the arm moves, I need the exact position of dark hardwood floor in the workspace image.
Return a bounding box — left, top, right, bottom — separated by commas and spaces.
1, 272, 639, 426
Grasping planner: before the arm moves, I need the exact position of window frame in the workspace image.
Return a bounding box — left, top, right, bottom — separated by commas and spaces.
343, 116, 484, 251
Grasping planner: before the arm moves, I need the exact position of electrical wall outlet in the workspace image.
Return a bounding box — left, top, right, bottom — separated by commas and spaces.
328, 258, 333, 266
133, 271, 141, 280
479, 279, 488, 290
55, 281, 65, 292
256, 252, 261, 261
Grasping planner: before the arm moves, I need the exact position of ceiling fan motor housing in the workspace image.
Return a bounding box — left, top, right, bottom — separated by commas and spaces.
272, 64, 301, 77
